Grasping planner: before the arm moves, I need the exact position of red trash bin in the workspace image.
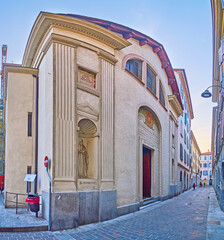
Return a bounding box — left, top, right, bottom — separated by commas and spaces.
25, 194, 40, 212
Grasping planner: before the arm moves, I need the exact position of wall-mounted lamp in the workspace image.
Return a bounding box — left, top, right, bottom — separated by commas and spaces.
201, 85, 224, 98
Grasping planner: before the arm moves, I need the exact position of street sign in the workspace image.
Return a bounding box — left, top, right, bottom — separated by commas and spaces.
24, 174, 36, 182
44, 156, 48, 167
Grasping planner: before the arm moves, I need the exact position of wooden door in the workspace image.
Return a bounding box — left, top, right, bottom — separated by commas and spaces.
143, 147, 151, 198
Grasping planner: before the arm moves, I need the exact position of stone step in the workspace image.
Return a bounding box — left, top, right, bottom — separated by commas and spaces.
140, 200, 161, 210
0, 225, 48, 232
143, 198, 157, 205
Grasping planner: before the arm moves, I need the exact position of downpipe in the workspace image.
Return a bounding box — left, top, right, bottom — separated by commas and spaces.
45, 164, 52, 231
33, 74, 39, 194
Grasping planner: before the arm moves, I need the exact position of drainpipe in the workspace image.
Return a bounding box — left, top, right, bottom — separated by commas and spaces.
33, 74, 39, 194
45, 164, 52, 231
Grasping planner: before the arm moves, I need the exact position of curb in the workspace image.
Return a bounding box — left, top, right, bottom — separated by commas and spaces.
0, 225, 48, 232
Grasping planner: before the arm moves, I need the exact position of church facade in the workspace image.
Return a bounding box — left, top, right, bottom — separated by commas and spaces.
4, 12, 183, 230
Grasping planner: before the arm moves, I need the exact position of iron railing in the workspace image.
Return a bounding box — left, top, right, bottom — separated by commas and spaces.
5, 191, 42, 214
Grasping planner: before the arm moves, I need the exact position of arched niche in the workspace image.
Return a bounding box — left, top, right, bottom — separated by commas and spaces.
138, 106, 161, 199
78, 118, 98, 179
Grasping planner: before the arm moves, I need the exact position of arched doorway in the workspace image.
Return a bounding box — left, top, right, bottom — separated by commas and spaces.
138, 106, 161, 199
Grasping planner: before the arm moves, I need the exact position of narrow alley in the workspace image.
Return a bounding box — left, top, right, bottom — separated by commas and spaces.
0, 187, 221, 240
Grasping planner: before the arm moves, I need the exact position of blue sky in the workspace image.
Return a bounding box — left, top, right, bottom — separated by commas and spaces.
0, 0, 213, 152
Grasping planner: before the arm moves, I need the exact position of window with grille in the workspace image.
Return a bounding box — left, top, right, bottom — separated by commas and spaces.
146, 66, 156, 95
126, 59, 142, 80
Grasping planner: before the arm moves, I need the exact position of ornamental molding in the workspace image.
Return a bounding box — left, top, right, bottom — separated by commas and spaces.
168, 95, 183, 117
77, 102, 99, 118
23, 12, 130, 67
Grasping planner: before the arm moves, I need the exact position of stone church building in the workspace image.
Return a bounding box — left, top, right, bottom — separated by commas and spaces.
4, 12, 183, 230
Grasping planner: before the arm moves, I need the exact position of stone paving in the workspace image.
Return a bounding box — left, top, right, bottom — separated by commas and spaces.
0, 186, 212, 239
207, 187, 224, 240
0, 193, 48, 230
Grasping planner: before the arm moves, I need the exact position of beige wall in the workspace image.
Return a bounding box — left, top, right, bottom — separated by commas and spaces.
5, 14, 184, 210
5, 70, 36, 199
37, 44, 54, 193
114, 39, 174, 205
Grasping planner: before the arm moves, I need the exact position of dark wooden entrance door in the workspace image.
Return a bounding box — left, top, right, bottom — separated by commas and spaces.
143, 147, 151, 198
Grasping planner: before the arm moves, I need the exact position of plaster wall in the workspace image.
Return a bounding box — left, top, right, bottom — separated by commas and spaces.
5, 72, 35, 199
37, 44, 54, 193
114, 39, 172, 206
175, 72, 191, 192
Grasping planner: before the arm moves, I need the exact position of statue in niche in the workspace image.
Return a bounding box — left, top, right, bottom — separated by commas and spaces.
78, 138, 89, 178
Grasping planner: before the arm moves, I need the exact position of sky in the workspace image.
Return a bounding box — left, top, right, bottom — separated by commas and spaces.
0, 0, 213, 153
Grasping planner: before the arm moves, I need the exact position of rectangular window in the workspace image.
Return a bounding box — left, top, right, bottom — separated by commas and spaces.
172, 135, 175, 148
184, 112, 187, 125
26, 166, 32, 193
28, 112, 32, 137
184, 150, 186, 163
146, 66, 156, 95
180, 144, 183, 160
159, 83, 165, 107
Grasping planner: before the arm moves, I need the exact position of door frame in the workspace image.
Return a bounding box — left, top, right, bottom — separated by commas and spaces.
143, 146, 152, 198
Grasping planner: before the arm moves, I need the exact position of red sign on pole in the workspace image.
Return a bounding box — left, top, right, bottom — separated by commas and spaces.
44, 156, 48, 167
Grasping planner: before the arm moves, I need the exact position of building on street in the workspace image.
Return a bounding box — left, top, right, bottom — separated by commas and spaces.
200, 152, 213, 185
174, 69, 194, 193
210, 0, 224, 210
3, 12, 186, 230
191, 131, 201, 186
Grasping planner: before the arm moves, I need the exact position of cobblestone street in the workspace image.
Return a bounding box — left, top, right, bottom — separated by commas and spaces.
0, 186, 211, 239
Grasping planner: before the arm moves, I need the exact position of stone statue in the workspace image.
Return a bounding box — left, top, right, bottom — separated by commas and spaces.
78, 139, 89, 178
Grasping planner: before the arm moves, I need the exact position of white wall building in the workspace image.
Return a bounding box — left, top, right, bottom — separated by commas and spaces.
3, 12, 184, 230
200, 152, 213, 185
174, 69, 194, 193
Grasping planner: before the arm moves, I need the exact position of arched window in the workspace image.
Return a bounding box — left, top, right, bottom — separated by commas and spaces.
159, 82, 165, 107
125, 58, 142, 80
146, 65, 156, 95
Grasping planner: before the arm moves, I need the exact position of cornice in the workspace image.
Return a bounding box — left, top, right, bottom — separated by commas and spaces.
168, 95, 183, 117
22, 12, 130, 67
178, 162, 190, 172
174, 69, 194, 119
97, 50, 118, 65
69, 13, 183, 109
4, 66, 38, 75
191, 130, 201, 155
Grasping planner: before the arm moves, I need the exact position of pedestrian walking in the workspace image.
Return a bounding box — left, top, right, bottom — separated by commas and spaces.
203, 182, 205, 187
193, 183, 196, 190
